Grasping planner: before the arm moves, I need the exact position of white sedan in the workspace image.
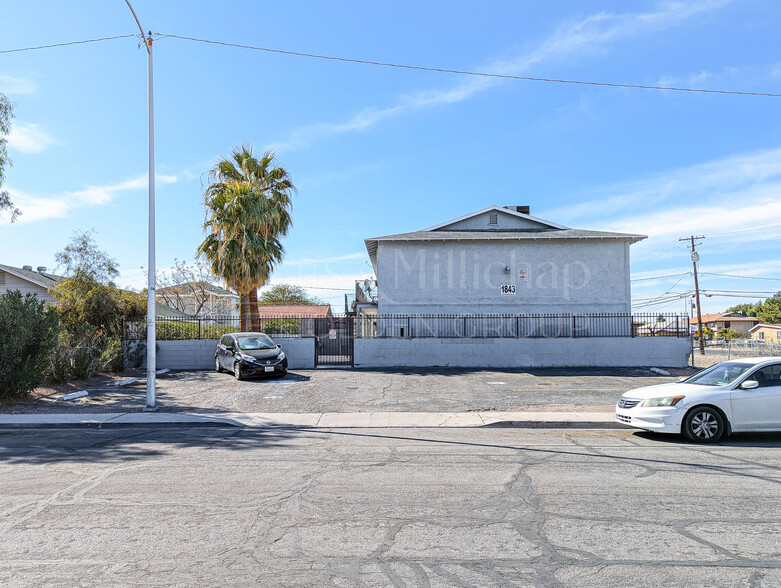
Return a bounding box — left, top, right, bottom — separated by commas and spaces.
616, 357, 781, 442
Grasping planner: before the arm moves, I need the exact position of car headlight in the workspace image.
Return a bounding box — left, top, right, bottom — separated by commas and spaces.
278, 351, 286, 361
238, 353, 256, 362
641, 395, 685, 407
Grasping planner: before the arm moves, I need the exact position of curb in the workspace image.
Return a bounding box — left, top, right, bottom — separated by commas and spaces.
0, 412, 626, 430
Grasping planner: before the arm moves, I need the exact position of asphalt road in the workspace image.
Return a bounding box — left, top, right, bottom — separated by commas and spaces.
1, 426, 780, 587
11, 367, 693, 414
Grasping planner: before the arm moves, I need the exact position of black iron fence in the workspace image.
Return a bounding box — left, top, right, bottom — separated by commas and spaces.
123, 316, 316, 341
123, 313, 689, 341
356, 313, 688, 339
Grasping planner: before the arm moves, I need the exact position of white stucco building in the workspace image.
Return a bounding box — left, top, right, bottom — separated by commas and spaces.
364, 205, 646, 316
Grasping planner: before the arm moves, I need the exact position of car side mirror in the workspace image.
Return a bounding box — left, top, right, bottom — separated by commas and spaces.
740, 380, 759, 390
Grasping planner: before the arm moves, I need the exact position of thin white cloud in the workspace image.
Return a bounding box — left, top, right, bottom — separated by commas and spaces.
275, 0, 733, 150
7, 121, 55, 153
2, 173, 179, 223
657, 62, 780, 91
284, 252, 367, 265
547, 146, 781, 239
0, 74, 37, 95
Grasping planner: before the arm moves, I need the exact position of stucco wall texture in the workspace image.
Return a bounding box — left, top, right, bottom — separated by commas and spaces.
151, 338, 316, 370
354, 337, 691, 368
376, 239, 631, 315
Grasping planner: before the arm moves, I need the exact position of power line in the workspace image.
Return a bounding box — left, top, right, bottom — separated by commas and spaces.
5, 31, 780, 98
156, 33, 781, 98
701, 272, 781, 282
704, 220, 781, 237
631, 272, 690, 281
0, 34, 138, 54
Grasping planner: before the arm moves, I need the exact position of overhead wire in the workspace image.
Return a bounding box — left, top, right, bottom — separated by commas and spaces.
631, 271, 690, 282
0, 34, 138, 54
701, 272, 781, 282
4, 32, 781, 97
124, 33, 781, 98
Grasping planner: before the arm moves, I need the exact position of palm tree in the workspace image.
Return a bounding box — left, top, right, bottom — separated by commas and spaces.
198, 145, 295, 331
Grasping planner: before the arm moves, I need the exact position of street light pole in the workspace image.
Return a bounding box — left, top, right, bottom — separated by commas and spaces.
124, 1, 156, 409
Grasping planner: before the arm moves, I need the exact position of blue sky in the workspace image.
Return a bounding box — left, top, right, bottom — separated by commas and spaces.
2, 0, 781, 314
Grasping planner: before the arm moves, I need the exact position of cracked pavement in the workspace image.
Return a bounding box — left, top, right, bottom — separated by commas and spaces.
1, 426, 780, 586
7, 367, 691, 414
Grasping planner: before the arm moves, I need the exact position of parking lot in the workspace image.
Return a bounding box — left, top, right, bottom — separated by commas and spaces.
7, 366, 695, 414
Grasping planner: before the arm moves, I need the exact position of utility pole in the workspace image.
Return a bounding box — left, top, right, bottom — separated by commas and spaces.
125, 1, 157, 409
680, 235, 706, 355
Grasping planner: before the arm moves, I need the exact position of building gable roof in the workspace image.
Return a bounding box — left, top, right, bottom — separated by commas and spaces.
157, 281, 237, 297
424, 205, 568, 231
155, 302, 194, 318
691, 313, 760, 325
0, 264, 62, 290
363, 205, 646, 270
748, 323, 781, 333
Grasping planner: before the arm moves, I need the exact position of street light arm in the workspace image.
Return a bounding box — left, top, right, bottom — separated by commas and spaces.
124, 0, 150, 53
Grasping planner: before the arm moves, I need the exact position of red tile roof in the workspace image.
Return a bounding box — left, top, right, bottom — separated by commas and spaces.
690, 313, 760, 326
257, 305, 332, 318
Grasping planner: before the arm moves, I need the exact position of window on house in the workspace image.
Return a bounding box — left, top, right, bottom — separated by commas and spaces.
0, 272, 5, 285
759, 332, 765, 340
777, 331, 781, 340
724, 321, 731, 328
489, 213, 498, 225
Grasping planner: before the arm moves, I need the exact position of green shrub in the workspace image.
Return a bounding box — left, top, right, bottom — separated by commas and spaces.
123, 340, 146, 369
46, 326, 122, 382
261, 318, 301, 335
0, 291, 60, 400
152, 321, 238, 341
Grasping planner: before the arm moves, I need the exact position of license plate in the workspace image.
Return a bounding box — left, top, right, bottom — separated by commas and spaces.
264, 366, 274, 372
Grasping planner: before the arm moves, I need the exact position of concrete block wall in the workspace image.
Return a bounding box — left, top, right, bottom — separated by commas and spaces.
148, 338, 316, 370
354, 337, 691, 368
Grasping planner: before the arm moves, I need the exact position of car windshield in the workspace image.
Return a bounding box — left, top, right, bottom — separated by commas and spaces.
237, 335, 276, 350
685, 362, 754, 386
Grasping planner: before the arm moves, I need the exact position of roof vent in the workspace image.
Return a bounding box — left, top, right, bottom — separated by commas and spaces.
505, 205, 530, 215
37, 266, 47, 273
22, 265, 33, 271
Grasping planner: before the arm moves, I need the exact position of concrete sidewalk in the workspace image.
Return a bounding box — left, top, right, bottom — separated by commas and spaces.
0, 410, 621, 429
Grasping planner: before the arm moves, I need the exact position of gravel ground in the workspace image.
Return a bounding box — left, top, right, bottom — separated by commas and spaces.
3, 366, 697, 414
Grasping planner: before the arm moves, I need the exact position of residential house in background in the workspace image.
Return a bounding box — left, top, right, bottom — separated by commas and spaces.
0, 264, 61, 303
634, 318, 689, 337
749, 323, 781, 343
156, 282, 239, 320
689, 312, 759, 336
257, 304, 333, 337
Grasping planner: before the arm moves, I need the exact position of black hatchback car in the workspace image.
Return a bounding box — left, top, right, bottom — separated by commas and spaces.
215, 332, 288, 380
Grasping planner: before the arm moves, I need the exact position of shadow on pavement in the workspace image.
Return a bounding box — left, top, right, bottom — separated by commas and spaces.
632, 430, 781, 448
0, 427, 303, 465
3, 427, 780, 490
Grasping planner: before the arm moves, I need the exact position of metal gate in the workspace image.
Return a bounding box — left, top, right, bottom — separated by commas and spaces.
314, 317, 354, 367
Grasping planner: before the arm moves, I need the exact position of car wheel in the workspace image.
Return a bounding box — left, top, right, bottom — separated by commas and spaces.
682, 407, 725, 443
215, 357, 223, 373
234, 362, 243, 381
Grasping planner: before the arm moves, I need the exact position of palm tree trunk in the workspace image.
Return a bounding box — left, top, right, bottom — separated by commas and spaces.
248, 288, 260, 332
240, 292, 251, 331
